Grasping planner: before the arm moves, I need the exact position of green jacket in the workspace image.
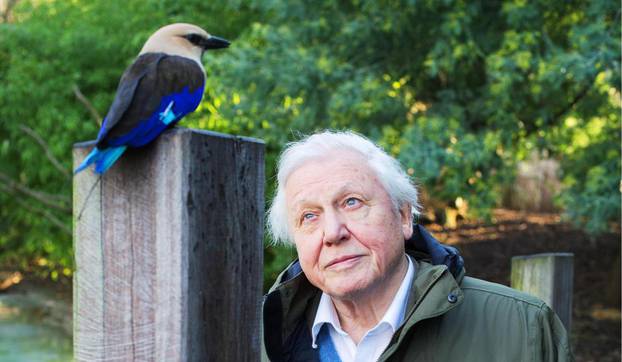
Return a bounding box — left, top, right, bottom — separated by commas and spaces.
262, 228, 573, 361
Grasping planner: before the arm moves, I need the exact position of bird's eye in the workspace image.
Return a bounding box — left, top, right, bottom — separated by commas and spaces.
184, 33, 204, 46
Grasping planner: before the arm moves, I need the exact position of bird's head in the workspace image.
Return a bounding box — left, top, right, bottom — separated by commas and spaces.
140, 23, 230, 65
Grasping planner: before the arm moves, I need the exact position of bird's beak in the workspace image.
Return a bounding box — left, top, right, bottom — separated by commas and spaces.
203, 35, 230, 50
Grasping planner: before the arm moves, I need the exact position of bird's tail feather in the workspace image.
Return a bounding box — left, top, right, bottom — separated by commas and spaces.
73, 146, 127, 175
95, 146, 127, 174
74, 148, 100, 174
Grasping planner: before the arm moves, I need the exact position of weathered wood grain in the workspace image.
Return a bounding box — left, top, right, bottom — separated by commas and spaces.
73, 128, 264, 361
73, 144, 105, 361
511, 252, 574, 332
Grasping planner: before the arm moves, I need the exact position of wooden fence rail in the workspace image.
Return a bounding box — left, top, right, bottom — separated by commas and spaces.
73, 128, 264, 361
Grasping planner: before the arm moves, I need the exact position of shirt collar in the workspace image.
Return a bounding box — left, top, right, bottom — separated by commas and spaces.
311, 255, 415, 348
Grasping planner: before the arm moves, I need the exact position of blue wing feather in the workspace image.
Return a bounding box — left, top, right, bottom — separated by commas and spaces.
105, 85, 204, 147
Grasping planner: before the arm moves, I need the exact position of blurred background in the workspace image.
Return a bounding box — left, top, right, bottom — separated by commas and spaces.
0, 0, 619, 361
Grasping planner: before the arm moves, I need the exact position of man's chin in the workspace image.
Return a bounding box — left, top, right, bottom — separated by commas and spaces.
324, 278, 372, 300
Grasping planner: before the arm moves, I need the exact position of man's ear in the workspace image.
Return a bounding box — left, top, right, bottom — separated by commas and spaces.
400, 203, 413, 240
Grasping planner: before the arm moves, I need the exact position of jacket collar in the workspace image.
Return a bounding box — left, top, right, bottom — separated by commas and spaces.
378, 259, 464, 361
406, 224, 464, 280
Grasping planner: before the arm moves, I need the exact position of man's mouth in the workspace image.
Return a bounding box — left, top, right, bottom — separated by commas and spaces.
326, 255, 363, 269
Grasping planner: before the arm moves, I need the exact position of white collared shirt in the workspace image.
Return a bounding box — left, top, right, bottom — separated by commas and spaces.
311, 256, 415, 362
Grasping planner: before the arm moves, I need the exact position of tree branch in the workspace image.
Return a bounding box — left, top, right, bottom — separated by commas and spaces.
0, 183, 72, 235
1, 0, 19, 23
72, 84, 102, 125
18, 124, 71, 180
0, 171, 71, 213
550, 81, 593, 125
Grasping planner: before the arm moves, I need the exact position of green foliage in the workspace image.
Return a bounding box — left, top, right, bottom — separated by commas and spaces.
551, 95, 621, 233
0, 0, 619, 287
398, 118, 513, 220
0, 0, 261, 276
201, 0, 619, 233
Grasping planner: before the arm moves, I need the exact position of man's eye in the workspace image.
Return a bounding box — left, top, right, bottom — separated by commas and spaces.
302, 213, 315, 221
345, 197, 360, 207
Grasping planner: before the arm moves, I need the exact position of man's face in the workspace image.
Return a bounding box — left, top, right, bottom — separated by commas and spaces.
284, 151, 413, 299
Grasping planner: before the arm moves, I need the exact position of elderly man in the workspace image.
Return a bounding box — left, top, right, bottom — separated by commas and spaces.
262, 130, 572, 362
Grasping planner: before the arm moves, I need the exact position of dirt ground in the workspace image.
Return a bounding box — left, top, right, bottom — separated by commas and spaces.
425, 209, 621, 362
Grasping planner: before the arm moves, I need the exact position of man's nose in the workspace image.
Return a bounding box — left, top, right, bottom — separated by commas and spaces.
322, 209, 350, 245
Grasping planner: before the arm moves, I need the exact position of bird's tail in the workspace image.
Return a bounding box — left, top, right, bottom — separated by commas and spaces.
74, 146, 128, 175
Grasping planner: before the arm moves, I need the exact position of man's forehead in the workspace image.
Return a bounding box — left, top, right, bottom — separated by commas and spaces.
290, 181, 365, 206
284, 151, 377, 198
288, 151, 369, 180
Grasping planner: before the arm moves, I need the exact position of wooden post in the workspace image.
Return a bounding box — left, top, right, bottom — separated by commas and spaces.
511, 253, 574, 332
73, 128, 264, 361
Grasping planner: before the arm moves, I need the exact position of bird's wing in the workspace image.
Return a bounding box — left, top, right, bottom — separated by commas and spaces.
96, 53, 204, 148
95, 53, 165, 143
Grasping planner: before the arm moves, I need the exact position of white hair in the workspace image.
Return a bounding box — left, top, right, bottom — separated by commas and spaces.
267, 130, 420, 245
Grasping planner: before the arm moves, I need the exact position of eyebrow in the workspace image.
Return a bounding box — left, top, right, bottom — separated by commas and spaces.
334, 182, 365, 198
291, 199, 312, 214
290, 182, 365, 213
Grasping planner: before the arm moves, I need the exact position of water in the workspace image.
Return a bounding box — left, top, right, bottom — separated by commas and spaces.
0, 293, 72, 362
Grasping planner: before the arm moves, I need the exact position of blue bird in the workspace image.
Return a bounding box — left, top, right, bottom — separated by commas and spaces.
74, 23, 230, 174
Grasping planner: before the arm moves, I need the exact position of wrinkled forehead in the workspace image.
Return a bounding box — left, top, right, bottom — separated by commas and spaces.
282, 150, 386, 206
282, 148, 371, 186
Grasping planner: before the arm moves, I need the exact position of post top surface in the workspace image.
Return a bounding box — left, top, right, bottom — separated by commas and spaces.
511, 252, 574, 261
73, 127, 265, 149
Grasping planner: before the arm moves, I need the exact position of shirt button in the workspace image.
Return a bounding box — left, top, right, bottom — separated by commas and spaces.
447, 293, 458, 303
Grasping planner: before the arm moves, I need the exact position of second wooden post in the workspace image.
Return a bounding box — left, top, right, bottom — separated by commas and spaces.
511, 252, 574, 332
